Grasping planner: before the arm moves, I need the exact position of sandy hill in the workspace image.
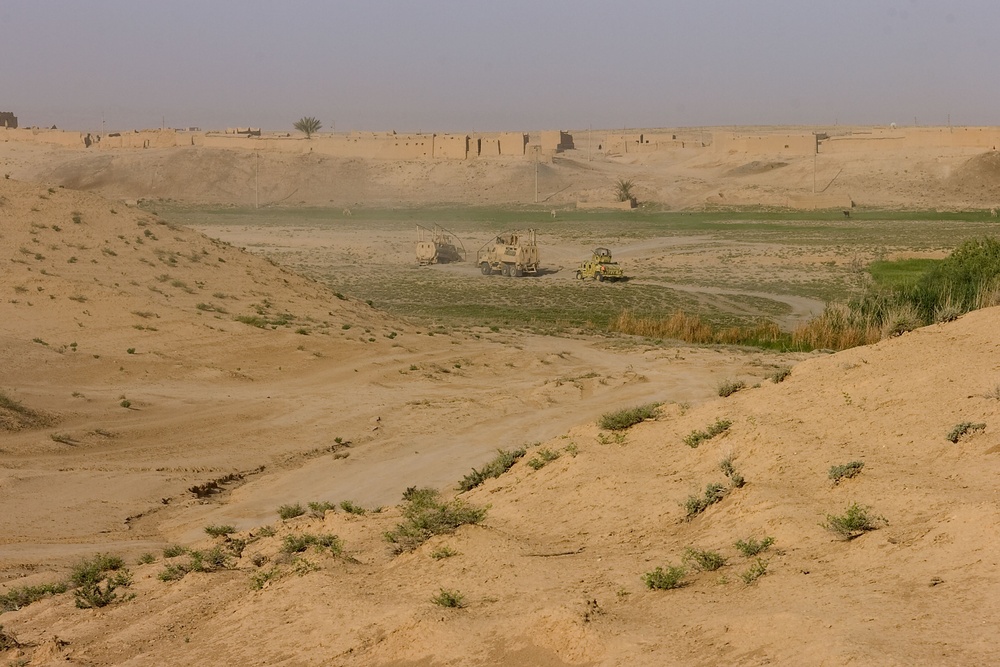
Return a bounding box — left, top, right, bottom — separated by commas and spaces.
5, 135, 1000, 210
0, 176, 998, 664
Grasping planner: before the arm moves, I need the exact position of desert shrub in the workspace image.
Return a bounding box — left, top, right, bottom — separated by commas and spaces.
822, 503, 886, 539
719, 456, 745, 488
158, 563, 189, 582
683, 548, 727, 572
0, 624, 20, 650
250, 567, 281, 590
740, 558, 769, 584
717, 379, 746, 398
339, 500, 367, 515
430, 546, 458, 559
458, 447, 526, 491
431, 588, 465, 608
281, 533, 343, 556
598, 403, 659, 431
137, 553, 156, 565
734, 536, 775, 557
684, 418, 732, 448
308, 501, 337, 517
946, 422, 986, 443
828, 461, 865, 483
526, 447, 561, 471
162, 544, 187, 558
0, 582, 68, 612
684, 483, 728, 519
384, 488, 487, 554
204, 524, 236, 538
769, 367, 792, 383
71, 554, 131, 609
193, 547, 231, 571
643, 565, 687, 590
277, 503, 306, 520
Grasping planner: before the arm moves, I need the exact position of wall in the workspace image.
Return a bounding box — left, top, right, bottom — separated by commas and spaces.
714, 132, 818, 155
498, 132, 527, 156
539, 130, 573, 152
0, 112, 16, 129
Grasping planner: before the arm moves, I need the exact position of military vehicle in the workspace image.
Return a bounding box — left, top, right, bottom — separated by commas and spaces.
415, 224, 465, 265
576, 247, 625, 282
477, 229, 539, 277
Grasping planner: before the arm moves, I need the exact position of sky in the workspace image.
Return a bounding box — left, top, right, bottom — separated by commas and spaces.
2, 0, 999, 133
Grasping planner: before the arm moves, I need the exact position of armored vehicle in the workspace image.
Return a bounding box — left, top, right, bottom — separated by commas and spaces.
415, 224, 465, 265
576, 247, 625, 281
477, 229, 539, 277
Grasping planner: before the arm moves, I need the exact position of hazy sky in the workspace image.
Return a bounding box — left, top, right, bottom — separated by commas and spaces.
3, 1, 999, 133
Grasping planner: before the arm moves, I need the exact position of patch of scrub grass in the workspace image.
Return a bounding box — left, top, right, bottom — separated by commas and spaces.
71, 553, 131, 609
277, 503, 305, 520
643, 565, 687, 590
430, 546, 459, 560
734, 536, 775, 557
458, 447, 526, 491
0, 582, 68, 613
683, 418, 732, 448
162, 544, 187, 558
828, 461, 865, 484
339, 500, 367, 515
740, 558, 769, 584
431, 588, 465, 608
204, 524, 236, 538
281, 533, 343, 556
769, 367, 792, 383
946, 422, 986, 443
683, 548, 727, 572
822, 503, 886, 540
598, 403, 659, 431
307, 501, 337, 517
526, 447, 560, 471
684, 483, 728, 519
717, 379, 746, 397
384, 487, 487, 554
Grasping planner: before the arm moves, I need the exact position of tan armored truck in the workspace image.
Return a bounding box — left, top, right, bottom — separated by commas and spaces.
576, 247, 625, 281
477, 229, 539, 277
415, 224, 465, 265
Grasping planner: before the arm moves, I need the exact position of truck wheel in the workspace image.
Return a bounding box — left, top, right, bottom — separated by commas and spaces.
480, 263, 491, 275
514, 266, 524, 277
501, 264, 510, 277
596, 273, 604, 282
575, 271, 582, 280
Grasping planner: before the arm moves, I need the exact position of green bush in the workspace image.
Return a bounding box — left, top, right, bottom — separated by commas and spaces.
204, 524, 236, 538
643, 565, 687, 590
308, 501, 337, 517
458, 447, 526, 491
683, 548, 727, 572
769, 367, 792, 383
683, 418, 732, 448
431, 588, 465, 608
526, 447, 561, 470
277, 503, 306, 520
339, 500, 367, 515
0, 582, 68, 613
734, 536, 774, 557
281, 533, 343, 555
740, 558, 768, 584
430, 546, 459, 560
828, 461, 865, 483
822, 503, 886, 539
946, 422, 986, 443
71, 554, 131, 609
162, 544, 187, 558
384, 488, 487, 554
598, 403, 660, 431
717, 379, 746, 398
684, 482, 728, 519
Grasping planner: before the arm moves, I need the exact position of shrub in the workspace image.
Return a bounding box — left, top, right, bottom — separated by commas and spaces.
822, 503, 886, 539
683, 548, 727, 572
0, 582, 68, 612
598, 403, 659, 431
719, 456, 745, 488
162, 544, 187, 558
430, 546, 458, 559
277, 503, 305, 520
734, 536, 775, 557
158, 563, 188, 582
281, 533, 343, 556
458, 447, 526, 491
946, 422, 986, 443
684, 418, 732, 448
643, 565, 686, 590
71, 554, 131, 608
769, 367, 792, 383
204, 524, 235, 538
431, 588, 465, 608
684, 483, 728, 519
828, 461, 865, 483
137, 553, 156, 564
384, 488, 487, 554
308, 501, 336, 517
717, 379, 746, 398
0, 624, 20, 650
526, 447, 560, 470
740, 558, 768, 584
339, 500, 367, 515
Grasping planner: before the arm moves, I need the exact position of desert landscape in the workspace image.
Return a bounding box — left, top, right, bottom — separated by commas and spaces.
2, 128, 1000, 666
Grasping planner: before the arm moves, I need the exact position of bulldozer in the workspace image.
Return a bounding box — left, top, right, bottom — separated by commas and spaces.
576, 247, 625, 282
477, 229, 539, 277
415, 224, 465, 265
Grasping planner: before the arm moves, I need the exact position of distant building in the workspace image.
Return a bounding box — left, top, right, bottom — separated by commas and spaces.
0, 112, 17, 129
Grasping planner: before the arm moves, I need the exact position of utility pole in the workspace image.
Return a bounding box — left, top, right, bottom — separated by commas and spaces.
588, 125, 592, 162
254, 152, 259, 209
813, 152, 817, 194
534, 148, 538, 204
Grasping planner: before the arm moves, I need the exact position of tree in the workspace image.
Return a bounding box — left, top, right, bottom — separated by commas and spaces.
613, 178, 636, 202
294, 116, 322, 139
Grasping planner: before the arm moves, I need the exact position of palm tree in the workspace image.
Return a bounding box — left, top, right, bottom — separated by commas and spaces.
613, 178, 636, 202
294, 116, 322, 139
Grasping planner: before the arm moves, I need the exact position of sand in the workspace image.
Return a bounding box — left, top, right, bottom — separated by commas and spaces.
1, 134, 999, 666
